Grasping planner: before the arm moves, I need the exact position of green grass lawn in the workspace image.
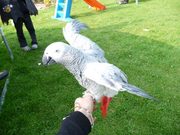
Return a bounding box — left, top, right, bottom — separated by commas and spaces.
0, 0, 180, 134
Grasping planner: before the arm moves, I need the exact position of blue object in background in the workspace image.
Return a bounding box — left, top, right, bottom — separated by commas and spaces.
53, 0, 72, 22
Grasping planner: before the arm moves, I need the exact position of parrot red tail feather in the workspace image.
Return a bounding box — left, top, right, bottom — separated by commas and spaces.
100, 96, 112, 118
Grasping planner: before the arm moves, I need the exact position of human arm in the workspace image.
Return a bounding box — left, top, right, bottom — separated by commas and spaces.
57, 95, 95, 135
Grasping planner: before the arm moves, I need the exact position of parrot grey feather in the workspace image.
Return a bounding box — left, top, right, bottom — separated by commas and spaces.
121, 83, 155, 100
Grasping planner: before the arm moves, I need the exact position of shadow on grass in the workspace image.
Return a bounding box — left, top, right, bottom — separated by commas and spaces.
72, 2, 129, 19
72, 0, 152, 19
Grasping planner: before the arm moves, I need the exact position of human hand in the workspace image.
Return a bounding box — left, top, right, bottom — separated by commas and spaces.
74, 95, 95, 113
74, 95, 95, 125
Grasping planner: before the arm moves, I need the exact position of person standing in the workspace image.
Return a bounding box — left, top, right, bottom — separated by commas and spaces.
0, 0, 38, 51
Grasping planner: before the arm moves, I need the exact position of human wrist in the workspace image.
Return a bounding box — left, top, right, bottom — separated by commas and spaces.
74, 106, 94, 126
76, 108, 94, 126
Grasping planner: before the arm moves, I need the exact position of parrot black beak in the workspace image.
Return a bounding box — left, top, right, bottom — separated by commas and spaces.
42, 56, 55, 66
46, 56, 52, 65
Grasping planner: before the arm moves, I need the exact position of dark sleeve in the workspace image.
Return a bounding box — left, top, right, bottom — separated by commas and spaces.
57, 111, 92, 135
25, 0, 38, 15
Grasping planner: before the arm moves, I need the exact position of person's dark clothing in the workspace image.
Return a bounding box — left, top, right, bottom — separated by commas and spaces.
0, 0, 38, 47
11, 0, 38, 47
17, 0, 29, 14
14, 15, 37, 47
57, 111, 92, 135
0, 0, 38, 24
0, 0, 12, 24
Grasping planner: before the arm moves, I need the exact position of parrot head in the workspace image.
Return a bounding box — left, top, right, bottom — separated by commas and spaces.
42, 42, 71, 65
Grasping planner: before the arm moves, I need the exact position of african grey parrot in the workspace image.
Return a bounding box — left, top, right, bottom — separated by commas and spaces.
42, 42, 154, 117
